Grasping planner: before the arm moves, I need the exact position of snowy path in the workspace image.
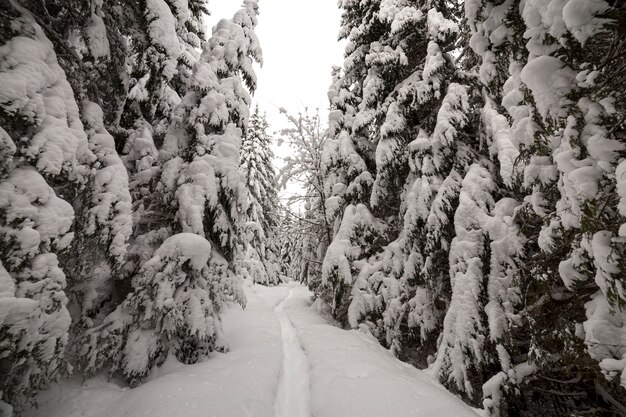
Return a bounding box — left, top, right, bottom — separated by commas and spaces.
26, 282, 480, 417
273, 288, 312, 417
280, 286, 480, 417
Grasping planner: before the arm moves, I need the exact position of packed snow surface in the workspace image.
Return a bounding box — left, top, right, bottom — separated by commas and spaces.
274, 288, 312, 417
26, 282, 480, 417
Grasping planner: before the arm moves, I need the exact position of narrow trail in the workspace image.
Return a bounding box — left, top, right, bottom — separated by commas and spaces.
273, 287, 312, 417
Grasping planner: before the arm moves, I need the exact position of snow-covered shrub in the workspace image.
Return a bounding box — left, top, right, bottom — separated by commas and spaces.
80, 234, 228, 386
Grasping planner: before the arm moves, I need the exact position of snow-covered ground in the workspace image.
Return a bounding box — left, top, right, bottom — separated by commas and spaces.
274, 288, 312, 417
283, 285, 479, 417
25, 282, 479, 417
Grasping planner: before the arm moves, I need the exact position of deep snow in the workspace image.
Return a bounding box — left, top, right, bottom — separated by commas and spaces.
25, 282, 480, 417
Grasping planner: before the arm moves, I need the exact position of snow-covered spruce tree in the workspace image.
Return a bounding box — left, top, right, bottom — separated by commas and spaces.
389, 80, 476, 364
124, 0, 261, 293
11, 0, 148, 140
517, 0, 626, 413
273, 203, 319, 285
121, 0, 210, 144
321, 0, 402, 249
323, 64, 391, 325
239, 106, 281, 285
12, 0, 207, 139
322, 203, 388, 325
160, 0, 261, 271
286, 205, 323, 287
434, 164, 494, 402
60, 101, 133, 355
275, 208, 298, 281
0, 6, 95, 409
382, 0, 477, 365
464, 0, 626, 414
5, 0, 176, 361
79, 1, 262, 384
241, 106, 279, 238
324, 64, 373, 227
432, 163, 525, 405
457, 1, 537, 414
325, 0, 477, 358
119, 0, 210, 295
321, 0, 421, 328
327, 0, 418, 226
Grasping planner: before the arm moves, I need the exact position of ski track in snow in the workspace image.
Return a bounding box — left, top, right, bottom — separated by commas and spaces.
273, 287, 312, 417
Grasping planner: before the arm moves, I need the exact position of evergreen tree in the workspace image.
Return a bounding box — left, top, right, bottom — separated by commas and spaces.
322, 203, 388, 325
434, 164, 494, 403
119, 0, 209, 288
321, 1, 626, 414
80, 233, 228, 386
0, 6, 92, 409
276, 209, 297, 281
239, 106, 281, 285
465, 0, 626, 414
121, 0, 210, 144
325, 0, 476, 354
62, 101, 133, 355
79, 0, 262, 382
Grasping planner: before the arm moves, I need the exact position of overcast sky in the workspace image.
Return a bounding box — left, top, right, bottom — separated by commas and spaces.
206, 0, 345, 130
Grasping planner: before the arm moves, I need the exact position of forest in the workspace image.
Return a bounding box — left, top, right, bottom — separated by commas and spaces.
1, 0, 625, 416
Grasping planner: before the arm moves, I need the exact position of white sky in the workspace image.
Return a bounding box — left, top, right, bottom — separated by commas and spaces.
206, 0, 345, 130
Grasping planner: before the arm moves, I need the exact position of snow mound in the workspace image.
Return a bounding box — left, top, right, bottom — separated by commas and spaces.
152, 233, 213, 270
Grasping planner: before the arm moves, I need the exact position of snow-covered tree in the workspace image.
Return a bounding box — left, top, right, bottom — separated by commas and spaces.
1, 0, 267, 410
322, 204, 388, 325
61, 102, 132, 348
239, 106, 281, 285
123, 0, 262, 294
0, 8, 92, 409
121, 0, 209, 142
118, 0, 210, 288
319, 1, 626, 414
326, 0, 480, 363
279, 109, 333, 289
275, 209, 298, 281
391, 81, 476, 363
241, 106, 279, 233
78, 0, 262, 381
157, 0, 262, 261
80, 234, 228, 386
462, 0, 626, 413
433, 164, 494, 402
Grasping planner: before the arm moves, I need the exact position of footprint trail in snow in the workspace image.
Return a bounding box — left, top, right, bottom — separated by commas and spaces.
274, 287, 312, 417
